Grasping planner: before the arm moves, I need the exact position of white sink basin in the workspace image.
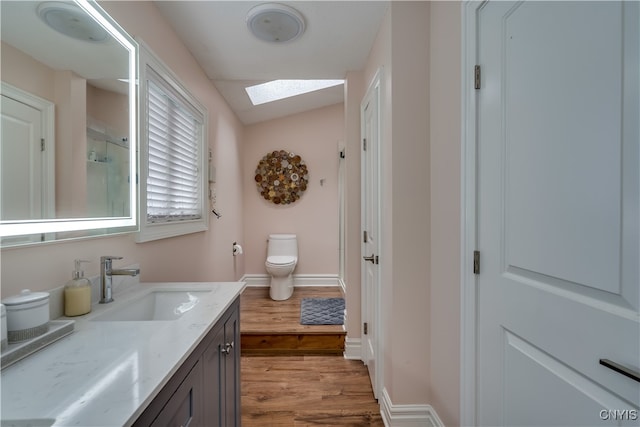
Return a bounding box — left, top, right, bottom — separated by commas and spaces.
91, 290, 211, 322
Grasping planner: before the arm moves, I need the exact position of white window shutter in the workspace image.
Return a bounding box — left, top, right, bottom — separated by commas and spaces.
136, 41, 209, 243
147, 79, 201, 222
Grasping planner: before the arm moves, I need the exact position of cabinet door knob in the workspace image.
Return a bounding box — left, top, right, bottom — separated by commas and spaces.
221, 341, 234, 355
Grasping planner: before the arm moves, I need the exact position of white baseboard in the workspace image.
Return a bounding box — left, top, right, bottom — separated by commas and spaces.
381, 388, 444, 427
240, 274, 270, 287
241, 274, 343, 288
344, 337, 362, 360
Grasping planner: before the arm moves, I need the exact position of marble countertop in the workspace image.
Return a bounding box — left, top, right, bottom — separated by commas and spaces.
0, 281, 246, 427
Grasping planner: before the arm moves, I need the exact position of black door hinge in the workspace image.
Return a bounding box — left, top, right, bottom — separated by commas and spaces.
473, 250, 480, 275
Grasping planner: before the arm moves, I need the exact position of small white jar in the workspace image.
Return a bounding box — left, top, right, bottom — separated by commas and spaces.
2, 290, 50, 343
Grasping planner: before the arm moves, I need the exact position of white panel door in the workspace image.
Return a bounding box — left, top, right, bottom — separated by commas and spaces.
361, 71, 381, 398
476, 2, 639, 426
1, 94, 44, 221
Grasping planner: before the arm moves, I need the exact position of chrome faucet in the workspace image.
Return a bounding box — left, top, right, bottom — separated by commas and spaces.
99, 256, 140, 304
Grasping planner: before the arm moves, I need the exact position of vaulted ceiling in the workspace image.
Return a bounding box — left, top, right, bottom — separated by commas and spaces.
154, 1, 389, 124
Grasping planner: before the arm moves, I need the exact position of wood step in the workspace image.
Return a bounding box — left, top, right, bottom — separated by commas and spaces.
240, 286, 346, 356
241, 333, 345, 356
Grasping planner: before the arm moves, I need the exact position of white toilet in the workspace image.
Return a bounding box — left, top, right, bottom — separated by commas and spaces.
265, 234, 298, 301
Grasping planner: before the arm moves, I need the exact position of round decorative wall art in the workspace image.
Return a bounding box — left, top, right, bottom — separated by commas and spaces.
255, 150, 309, 205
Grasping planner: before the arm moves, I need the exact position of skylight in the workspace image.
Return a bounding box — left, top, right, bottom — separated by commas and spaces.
245, 79, 345, 106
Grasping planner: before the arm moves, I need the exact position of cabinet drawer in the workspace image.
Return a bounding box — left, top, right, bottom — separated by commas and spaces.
150, 359, 203, 427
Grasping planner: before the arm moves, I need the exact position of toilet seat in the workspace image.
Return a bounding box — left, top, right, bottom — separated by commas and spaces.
266, 255, 296, 267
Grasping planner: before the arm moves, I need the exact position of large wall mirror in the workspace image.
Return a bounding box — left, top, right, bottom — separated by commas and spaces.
0, 0, 138, 246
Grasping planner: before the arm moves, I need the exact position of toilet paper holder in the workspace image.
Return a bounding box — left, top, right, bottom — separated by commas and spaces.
232, 242, 243, 256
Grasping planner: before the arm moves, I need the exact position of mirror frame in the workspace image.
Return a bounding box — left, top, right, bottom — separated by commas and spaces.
0, 0, 138, 240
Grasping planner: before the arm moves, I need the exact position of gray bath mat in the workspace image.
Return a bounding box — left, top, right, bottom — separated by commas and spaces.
300, 297, 345, 325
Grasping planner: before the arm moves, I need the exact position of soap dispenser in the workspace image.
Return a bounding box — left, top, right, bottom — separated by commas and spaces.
64, 260, 92, 317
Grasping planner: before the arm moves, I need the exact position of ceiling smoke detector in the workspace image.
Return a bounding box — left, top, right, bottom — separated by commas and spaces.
246, 3, 305, 43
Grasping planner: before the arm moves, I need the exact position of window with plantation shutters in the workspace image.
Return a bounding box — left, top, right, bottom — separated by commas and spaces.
147, 79, 201, 222
137, 42, 209, 242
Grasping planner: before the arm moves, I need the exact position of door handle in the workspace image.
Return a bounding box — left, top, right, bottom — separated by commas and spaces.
599, 359, 640, 383
363, 254, 378, 264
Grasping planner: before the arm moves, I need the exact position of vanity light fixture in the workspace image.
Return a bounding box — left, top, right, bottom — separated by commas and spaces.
246, 3, 305, 43
37, 1, 109, 43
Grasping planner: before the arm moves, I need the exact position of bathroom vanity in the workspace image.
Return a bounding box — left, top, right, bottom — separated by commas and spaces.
0, 281, 245, 427
133, 294, 240, 427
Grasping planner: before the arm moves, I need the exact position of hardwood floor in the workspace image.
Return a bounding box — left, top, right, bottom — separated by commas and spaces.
241, 286, 345, 334
240, 286, 383, 426
241, 287, 347, 355
241, 355, 384, 426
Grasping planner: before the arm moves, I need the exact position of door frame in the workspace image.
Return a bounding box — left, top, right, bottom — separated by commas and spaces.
460, 1, 484, 425
361, 67, 383, 399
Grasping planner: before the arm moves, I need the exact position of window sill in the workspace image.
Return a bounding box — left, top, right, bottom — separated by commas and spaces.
135, 220, 208, 243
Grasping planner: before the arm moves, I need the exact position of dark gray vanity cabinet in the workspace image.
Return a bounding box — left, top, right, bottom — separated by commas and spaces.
133, 298, 240, 427
149, 359, 203, 427
203, 299, 240, 426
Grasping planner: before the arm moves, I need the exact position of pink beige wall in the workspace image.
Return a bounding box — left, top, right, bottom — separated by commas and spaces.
86, 84, 129, 137
1, 1, 245, 297
429, 2, 462, 425
350, 2, 462, 425
1, 42, 55, 100
386, 0, 432, 405
357, 0, 432, 405
57, 71, 88, 218
243, 104, 343, 276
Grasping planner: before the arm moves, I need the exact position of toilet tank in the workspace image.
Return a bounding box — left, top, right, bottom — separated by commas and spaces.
267, 234, 298, 257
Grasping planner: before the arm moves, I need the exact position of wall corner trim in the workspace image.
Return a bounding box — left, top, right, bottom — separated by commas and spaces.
338, 277, 346, 294
344, 337, 362, 360
381, 388, 444, 427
